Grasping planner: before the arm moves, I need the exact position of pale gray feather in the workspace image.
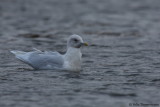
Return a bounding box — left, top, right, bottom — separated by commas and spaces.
11, 34, 87, 71
11, 50, 64, 70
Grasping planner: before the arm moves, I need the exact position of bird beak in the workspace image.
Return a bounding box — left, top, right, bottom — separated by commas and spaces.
76, 42, 88, 48
82, 42, 88, 46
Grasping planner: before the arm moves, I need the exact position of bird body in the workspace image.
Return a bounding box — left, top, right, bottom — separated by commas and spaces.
11, 35, 88, 71
63, 47, 82, 71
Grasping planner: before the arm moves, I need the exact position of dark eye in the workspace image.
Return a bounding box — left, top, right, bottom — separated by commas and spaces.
74, 39, 78, 42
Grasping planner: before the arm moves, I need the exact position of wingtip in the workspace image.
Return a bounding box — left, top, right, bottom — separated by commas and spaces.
10, 50, 22, 55
10, 50, 16, 54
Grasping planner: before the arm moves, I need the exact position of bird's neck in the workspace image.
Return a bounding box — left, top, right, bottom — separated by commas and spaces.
63, 47, 82, 71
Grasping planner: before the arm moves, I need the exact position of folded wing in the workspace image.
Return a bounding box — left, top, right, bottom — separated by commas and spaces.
11, 50, 64, 70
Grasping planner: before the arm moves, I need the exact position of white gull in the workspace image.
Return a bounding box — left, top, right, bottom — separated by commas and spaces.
11, 34, 88, 71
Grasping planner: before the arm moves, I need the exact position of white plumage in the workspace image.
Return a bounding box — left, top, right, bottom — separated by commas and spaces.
11, 34, 88, 71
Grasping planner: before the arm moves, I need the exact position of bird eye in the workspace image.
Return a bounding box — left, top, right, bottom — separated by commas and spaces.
74, 39, 78, 42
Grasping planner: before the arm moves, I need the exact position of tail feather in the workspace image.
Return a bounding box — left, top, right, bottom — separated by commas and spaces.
10, 50, 26, 55
10, 50, 30, 62
11, 50, 36, 68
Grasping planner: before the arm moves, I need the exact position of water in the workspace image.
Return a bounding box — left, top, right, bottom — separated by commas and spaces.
0, 0, 160, 107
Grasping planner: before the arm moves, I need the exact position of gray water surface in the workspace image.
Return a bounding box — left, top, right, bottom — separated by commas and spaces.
0, 0, 160, 107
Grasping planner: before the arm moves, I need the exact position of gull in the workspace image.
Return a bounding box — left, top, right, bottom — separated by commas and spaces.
11, 34, 88, 71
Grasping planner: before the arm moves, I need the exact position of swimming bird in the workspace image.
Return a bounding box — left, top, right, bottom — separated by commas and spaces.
11, 34, 88, 71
